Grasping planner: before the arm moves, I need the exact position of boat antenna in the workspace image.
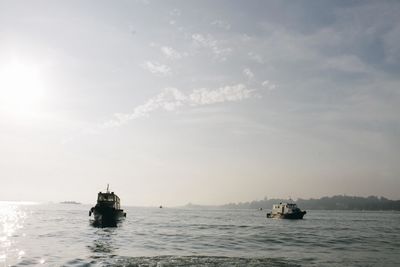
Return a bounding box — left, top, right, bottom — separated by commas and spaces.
107, 184, 110, 193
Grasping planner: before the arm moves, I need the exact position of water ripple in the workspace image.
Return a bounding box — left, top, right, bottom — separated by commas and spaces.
0, 204, 399, 266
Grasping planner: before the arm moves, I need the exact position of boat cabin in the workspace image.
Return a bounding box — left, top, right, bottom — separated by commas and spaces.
267, 202, 306, 219
97, 192, 121, 210
272, 202, 299, 215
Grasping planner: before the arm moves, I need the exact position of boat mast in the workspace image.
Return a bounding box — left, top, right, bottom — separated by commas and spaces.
107, 184, 110, 193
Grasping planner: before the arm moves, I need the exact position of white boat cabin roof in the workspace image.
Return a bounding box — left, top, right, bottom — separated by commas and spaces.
273, 203, 298, 209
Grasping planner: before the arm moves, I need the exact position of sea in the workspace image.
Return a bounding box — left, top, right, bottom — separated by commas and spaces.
1, 202, 399, 267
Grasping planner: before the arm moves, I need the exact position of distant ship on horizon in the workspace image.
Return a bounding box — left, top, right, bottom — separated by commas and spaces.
60, 201, 81, 205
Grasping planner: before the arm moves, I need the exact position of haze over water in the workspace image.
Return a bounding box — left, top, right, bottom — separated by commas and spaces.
1, 202, 399, 266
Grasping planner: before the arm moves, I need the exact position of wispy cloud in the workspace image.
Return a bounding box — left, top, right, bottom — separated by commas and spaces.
262, 80, 277, 90
169, 8, 181, 17
243, 68, 254, 80
142, 61, 171, 76
161, 46, 182, 60
211, 20, 231, 30
192, 33, 232, 61
168, 8, 181, 25
189, 84, 254, 105
248, 52, 264, 64
104, 84, 255, 127
322, 55, 371, 74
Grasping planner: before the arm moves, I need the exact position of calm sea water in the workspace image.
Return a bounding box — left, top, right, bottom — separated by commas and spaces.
1, 202, 399, 267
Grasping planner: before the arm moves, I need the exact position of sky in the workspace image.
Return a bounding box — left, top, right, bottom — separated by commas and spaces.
0, 0, 399, 206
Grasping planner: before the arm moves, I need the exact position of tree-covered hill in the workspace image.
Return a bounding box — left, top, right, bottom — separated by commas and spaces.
215, 195, 400, 210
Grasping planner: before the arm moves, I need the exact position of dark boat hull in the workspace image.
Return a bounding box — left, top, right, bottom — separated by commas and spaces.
90, 205, 126, 227
267, 211, 306, 219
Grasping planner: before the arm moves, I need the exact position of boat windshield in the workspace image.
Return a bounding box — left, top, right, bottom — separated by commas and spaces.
98, 194, 115, 202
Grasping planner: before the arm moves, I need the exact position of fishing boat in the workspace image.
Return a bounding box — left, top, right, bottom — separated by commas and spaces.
266, 202, 306, 219
89, 185, 126, 225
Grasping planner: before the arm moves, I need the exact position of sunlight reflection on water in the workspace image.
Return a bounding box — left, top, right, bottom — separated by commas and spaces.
0, 202, 32, 266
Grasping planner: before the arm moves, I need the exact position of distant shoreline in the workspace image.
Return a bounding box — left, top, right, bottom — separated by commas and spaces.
185, 195, 400, 211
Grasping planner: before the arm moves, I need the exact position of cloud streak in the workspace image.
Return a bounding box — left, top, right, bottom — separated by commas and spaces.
142, 61, 171, 76
161, 46, 183, 60
262, 80, 277, 90
243, 68, 254, 80
211, 20, 231, 30
192, 33, 232, 61
104, 84, 255, 128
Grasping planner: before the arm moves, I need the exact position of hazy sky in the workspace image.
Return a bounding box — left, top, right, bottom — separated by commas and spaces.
0, 0, 399, 206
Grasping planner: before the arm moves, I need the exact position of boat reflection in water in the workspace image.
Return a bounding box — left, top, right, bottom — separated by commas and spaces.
89, 185, 126, 227
88, 227, 118, 261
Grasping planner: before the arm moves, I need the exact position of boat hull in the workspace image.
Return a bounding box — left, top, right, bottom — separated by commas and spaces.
89, 205, 126, 227
267, 211, 306, 219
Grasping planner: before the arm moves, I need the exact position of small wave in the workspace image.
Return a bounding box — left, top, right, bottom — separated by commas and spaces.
108, 255, 302, 267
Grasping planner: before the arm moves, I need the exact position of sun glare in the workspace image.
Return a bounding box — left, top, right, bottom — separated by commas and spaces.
0, 61, 45, 116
